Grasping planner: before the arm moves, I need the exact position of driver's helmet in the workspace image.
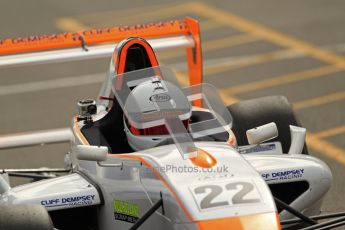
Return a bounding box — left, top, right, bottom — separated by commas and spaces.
123, 77, 192, 151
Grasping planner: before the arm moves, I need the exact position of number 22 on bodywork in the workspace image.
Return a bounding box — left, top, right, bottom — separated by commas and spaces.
190, 180, 262, 211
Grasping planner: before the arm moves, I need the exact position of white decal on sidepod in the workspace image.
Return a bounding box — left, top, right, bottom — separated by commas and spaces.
262, 169, 305, 181
41, 194, 96, 208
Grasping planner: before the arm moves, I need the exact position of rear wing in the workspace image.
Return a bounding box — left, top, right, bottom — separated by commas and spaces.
0, 17, 202, 149
0, 17, 202, 86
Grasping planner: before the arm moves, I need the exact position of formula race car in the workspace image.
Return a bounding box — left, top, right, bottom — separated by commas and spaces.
0, 17, 343, 230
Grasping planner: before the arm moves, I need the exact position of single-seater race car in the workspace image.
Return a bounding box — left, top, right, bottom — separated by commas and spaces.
0, 17, 342, 230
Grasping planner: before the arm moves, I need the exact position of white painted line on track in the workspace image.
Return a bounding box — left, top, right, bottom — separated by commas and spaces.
0, 73, 104, 96
0, 50, 314, 96
0, 42, 344, 96
172, 49, 303, 70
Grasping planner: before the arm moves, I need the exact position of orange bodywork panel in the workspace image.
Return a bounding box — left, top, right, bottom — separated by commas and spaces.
196, 212, 281, 230
116, 154, 194, 221
73, 116, 89, 145
189, 148, 217, 168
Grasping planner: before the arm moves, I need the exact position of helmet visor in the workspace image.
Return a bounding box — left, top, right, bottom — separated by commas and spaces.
126, 118, 189, 136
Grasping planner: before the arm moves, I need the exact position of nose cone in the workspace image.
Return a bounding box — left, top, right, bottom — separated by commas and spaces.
196, 212, 281, 230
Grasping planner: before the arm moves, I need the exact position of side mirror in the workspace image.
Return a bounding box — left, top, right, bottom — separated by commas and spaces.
288, 125, 306, 155
246, 122, 278, 145
76, 145, 108, 162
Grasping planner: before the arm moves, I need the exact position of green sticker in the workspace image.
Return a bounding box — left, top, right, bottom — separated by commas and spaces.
113, 199, 140, 223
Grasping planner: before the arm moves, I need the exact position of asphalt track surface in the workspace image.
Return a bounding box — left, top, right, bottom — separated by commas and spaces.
0, 0, 345, 227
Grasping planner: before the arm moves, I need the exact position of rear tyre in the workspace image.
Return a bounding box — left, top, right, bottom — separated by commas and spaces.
227, 95, 309, 154
0, 204, 53, 230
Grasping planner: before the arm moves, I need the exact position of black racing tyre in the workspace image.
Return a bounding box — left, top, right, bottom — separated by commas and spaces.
0, 204, 53, 230
227, 95, 309, 155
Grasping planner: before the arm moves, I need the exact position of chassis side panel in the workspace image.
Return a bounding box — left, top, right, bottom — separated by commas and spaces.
0, 173, 102, 211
